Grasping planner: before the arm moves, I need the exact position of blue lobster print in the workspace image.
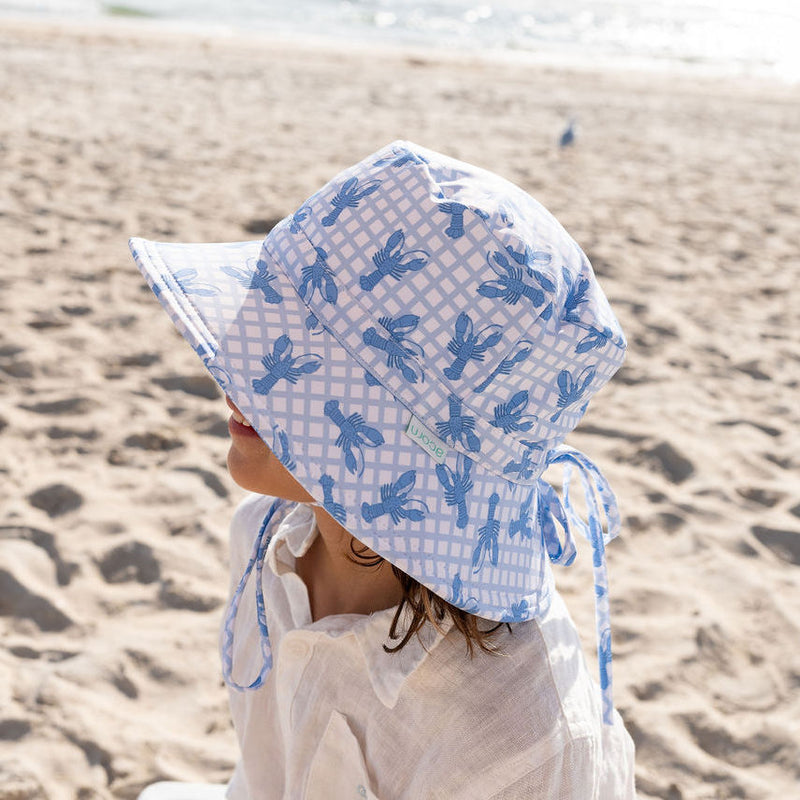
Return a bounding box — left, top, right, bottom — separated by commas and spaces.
373, 149, 429, 169
360, 230, 430, 291
319, 474, 346, 524
272, 427, 296, 471
562, 266, 590, 324
158, 268, 218, 298
437, 201, 489, 239
562, 267, 625, 354
478, 246, 555, 316
289, 205, 311, 233
252, 335, 322, 396
472, 492, 501, 572
502, 599, 530, 622
490, 390, 536, 434
444, 312, 503, 380
502, 440, 543, 481
362, 314, 425, 383
322, 176, 382, 227
435, 456, 473, 529
361, 470, 429, 523
435, 394, 481, 453
222, 259, 282, 305
508, 487, 536, 540
550, 365, 597, 422
324, 399, 384, 476
299, 246, 338, 305
473, 340, 532, 394
449, 573, 479, 613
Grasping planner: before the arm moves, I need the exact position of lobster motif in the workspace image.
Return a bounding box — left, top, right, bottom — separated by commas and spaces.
324, 399, 384, 476
550, 366, 597, 422
473, 340, 533, 394
437, 201, 489, 239
299, 246, 338, 305
502, 599, 530, 622
472, 492, 501, 572
322, 176, 382, 227
360, 230, 430, 291
289, 205, 311, 233
490, 390, 536, 434
373, 149, 429, 169
158, 268, 218, 298
362, 314, 425, 383
444, 312, 503, 381
435, 394, 480, 453
449, 573, 479, 613
360, 470, 429, 523
272, 427, 296, 471
319, 474, 346, 524
251, 335, 322, 396
435, 456, 474, 529
222, 259, 282, 305
502, 440, 543, 481
508, 487, 536, 540
478, 246, 555, 314
562, 266, 625, 354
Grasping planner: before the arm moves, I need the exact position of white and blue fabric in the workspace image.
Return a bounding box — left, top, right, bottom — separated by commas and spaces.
130, 140, 627, 724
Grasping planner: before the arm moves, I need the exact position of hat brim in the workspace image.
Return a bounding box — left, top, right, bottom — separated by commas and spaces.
130, 230, 554, 623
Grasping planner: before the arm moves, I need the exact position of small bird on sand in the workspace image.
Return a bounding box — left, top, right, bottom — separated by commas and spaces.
559, 117, 577, 148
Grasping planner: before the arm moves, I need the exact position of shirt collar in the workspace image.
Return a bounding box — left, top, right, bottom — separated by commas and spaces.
352, 606, 452, 709
266, 501, 452, 709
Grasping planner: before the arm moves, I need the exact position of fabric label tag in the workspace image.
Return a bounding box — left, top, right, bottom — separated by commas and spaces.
404, 416, 448, 464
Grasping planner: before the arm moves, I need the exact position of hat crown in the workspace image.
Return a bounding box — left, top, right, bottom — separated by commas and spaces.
266, 141, 625, 482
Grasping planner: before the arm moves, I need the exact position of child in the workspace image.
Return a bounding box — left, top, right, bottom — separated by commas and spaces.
131, 141, 636, 799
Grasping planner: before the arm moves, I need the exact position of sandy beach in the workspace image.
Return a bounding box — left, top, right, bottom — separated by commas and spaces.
1, 19, 799, 799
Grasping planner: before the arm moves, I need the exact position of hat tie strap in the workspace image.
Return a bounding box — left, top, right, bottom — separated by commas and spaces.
544, 446, 620, 725
221, 498, 286, 691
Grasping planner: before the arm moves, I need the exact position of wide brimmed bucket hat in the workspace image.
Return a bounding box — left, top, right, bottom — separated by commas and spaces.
130, 140, 626, 722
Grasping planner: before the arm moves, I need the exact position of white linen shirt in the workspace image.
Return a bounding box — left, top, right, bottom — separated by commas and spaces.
224, 494, 636, 800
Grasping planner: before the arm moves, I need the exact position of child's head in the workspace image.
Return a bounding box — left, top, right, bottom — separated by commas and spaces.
131, 139, 625, 636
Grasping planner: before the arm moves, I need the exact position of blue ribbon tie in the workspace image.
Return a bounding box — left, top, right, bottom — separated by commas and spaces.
541, 445, 621, 725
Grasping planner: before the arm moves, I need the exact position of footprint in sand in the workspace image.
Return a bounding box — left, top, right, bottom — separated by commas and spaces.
117, 352, 161, 368
20, 396, 97, 415
683, 711, 800, 774
634, 441, 695, 484
0, 719, 32, 741
0, 553, 74, 632
97, 541, 161, 584
0, 525, 79, 586
174, 466, 229, 498
751, 526, 800, 566
27, 484, 84, 518
123, 432, 184, 452
718, 418, 782, 438
153, 373, 220, 400
159, 576, 224, 612
46, 426, 100, 442
735, 486, 784, 507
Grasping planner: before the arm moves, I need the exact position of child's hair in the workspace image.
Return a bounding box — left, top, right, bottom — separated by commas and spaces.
348, 540, 508, 656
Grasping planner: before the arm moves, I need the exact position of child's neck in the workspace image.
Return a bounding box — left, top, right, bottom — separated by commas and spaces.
295, 507, 403, 622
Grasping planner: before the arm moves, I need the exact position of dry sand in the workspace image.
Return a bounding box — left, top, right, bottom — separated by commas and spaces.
1, 19, 799, 800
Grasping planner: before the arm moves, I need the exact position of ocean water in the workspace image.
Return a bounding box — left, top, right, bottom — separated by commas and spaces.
2, 0, 800, 81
